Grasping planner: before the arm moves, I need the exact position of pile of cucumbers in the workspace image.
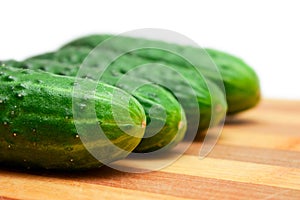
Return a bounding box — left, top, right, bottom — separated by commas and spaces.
0, 34, 260, 170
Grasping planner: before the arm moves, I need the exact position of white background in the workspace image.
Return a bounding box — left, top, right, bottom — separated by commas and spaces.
0, 0, 299, 99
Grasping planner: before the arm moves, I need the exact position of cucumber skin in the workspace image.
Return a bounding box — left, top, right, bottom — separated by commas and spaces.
20, 46, 226, 130
60, 34, 260, 114
204, 48, 260, 114
0, 65, 146, 170
3, 60, 187, 153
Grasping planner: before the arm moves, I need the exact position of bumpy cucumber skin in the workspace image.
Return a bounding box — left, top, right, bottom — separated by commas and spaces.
3, 60, 187, 153
0, 65, 146, 170
21, 46, 226, 130
61, 34, 260, 114
128, 82, 186, 152
204, 49, 260, 114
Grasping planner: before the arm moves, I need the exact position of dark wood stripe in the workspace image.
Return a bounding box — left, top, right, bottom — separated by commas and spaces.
0, 196, 19, 200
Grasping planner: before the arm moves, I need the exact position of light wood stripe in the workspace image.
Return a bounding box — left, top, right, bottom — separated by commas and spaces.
0, 171, 188, 200
238, 111, 300, 126
218, 130, 300, 151
224, 119, 300, 137
258, 99, 300, 113
185, 143, 300, 168
234, 104, 300, 122
160, 155, 300, 190
224, 100, 300, 136
225, 114, 300, 137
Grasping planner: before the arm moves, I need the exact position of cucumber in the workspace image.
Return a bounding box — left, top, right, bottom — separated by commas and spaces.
3, 60, 187, 153
0, 64, 146, 170
204, 48, 260, 114
20, 46, 227, 131
60, 34, 260, 114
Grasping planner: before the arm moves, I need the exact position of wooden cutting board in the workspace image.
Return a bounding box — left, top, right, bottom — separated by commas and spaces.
0, 99, 299, 200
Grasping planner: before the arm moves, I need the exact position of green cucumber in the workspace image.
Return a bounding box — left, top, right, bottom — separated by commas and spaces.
20, 46, 227, 130
204, 48, 260, 114
0, 64, 146, 170
60, 34, 260, 114
3, 60, 187, 153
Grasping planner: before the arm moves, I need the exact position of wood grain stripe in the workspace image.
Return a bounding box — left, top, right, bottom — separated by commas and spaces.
238, 111, 300, 126
223, 121, 300, 137
225, 115, 300, 136
224, 100, 300, 137
160, 155, 300, 190
185, 143, 300, 168
0, 196, 18, 200
225, 122, 299, 136
68, 169, 300, 200
1, 169, 300, 200
218, 130, 300, 151
0, 171, 188, 200
257, 99, 300, 113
